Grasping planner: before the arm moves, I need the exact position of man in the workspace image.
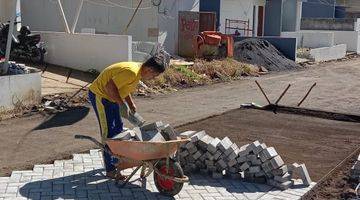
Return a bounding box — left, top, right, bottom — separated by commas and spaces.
88, 56, 166, 179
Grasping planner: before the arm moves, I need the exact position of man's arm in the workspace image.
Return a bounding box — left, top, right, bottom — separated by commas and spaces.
125, 94, 136, 113
104, 79, 124, 104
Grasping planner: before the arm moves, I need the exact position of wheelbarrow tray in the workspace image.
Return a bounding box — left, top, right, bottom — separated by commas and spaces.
106, 138, 189, 161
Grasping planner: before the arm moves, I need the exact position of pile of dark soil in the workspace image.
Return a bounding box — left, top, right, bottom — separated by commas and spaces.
303, 150, 360, 200
233, 38, 300, 71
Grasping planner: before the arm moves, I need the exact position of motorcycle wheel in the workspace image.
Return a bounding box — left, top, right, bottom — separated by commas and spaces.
30, 48, 44, 64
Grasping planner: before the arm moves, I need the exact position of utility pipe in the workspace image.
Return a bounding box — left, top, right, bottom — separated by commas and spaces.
2, 0, 18, 75
71, 0, 84, 34
57, 0, 70, 33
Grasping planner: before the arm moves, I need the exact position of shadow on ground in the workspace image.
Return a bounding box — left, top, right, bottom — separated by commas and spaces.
32, 107, 90, 131
16, 168, 289, 200
19, 169, 174, 200
23, 60, 97, 83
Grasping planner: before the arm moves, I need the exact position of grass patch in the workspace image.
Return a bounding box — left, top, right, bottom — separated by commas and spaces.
175, 66, 202, 80
141, 58, 260, 95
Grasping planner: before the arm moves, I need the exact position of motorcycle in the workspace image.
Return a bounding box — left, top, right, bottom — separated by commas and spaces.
0, 22, 46, 64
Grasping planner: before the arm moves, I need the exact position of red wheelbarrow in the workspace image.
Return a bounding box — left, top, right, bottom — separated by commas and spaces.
75, 134, 190, 196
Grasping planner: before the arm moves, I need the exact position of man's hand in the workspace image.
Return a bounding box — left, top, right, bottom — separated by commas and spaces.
119, 103, 130, 118
125, 95, 136, 113
129, 103, 136, 113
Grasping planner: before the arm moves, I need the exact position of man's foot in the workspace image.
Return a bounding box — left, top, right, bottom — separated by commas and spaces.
106, 170, 117, 179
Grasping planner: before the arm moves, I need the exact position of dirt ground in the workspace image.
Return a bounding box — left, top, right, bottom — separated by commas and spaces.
176, 108, 360, 181
1, 58, 360, 177
26, 62, 95, 95
303, 151, 360, 200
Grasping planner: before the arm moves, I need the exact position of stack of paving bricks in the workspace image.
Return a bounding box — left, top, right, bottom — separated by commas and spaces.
350, 153, 360, 181
112, 121, 177, 142
179, 130, 312, 190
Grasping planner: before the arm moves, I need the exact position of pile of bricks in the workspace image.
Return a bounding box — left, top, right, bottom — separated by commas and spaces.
350, 153, 360, 181
112, 121, 176, 142
179, 130, 312, 190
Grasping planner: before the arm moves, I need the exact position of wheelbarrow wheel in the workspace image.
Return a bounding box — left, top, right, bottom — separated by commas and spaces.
154, 159, 184, 196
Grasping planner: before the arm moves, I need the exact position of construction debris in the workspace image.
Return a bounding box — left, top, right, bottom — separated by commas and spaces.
0, 61, 32, 75
179, 130, 312, 190
233, 38, 300, 71
350, 154, 360, 181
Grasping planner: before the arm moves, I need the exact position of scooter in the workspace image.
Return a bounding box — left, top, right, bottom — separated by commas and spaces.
0, 22, 46, 64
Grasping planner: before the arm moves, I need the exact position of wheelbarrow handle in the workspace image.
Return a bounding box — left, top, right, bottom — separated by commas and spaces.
74, 134, 105, 149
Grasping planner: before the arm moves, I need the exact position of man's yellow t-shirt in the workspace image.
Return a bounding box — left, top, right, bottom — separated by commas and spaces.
89, 62, 142, 101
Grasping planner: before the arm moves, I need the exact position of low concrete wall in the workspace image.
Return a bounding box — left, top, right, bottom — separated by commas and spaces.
0, 69, 42, 113
332, 31, 360, 53
281, 31, 335, 48
39, 32, 132, 72
309, 44, 347, 62
282, 30, 360, 53
301, 18, 359, 31
233, 36, 297, 61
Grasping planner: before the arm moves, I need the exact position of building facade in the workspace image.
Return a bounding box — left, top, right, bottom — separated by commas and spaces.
21, 0, 199, 54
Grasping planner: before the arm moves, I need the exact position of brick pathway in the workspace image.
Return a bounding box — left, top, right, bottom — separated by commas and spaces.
0, 150, 315, 200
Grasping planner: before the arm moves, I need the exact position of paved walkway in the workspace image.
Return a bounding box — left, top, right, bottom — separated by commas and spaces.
0, 150, 315, 200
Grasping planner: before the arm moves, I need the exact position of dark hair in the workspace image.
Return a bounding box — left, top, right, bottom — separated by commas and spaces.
143, 57, 166, 73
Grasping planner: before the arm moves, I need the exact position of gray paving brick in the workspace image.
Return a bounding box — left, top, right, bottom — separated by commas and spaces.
185, 142, 195, 150
190, 131, 207, 143
207, 137, 221, 154
228, 159, 238, 168
224, 143, 239, 156
259, 147, 278, 162
199, 135, 214, 150
274, 172, 292, 183
180, 131, 197, 139
160, 124, 177, 140
289, 163, 312, 186
188, 146, 198, 155
218, 137, 233, 152
213, 150, 222, 160
240, 162, 250, 171
272, 165, 288, 176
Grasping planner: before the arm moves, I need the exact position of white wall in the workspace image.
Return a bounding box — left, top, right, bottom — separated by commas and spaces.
281, 31, 335, 48
332, 31, 360, 53
220, 0, 254, 35
158, 0, 199, 54
21, 0, 199, 55
21, 0, 158, 41
0, 0, 11, 22
309, 44, 347, 62
39, 32, 132, 72
0, 70, 41, 113
282, 30, 360, 53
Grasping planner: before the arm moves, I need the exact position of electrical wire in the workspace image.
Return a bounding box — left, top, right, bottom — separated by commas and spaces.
105, 0, 151, 10
83, 0, 115, 7
83, 0, 152, 10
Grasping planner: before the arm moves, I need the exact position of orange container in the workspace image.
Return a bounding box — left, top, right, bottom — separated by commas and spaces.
203, 34, 221, 45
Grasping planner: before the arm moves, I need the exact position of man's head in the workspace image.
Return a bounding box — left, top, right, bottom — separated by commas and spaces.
141, 56, 166, 80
